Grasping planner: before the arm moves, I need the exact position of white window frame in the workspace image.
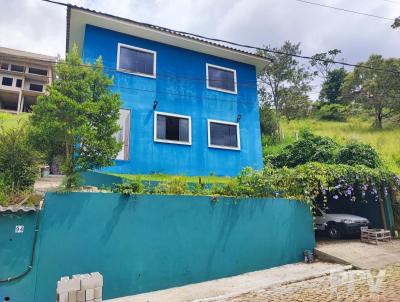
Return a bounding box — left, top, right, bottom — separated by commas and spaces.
207, 119, 241, 151
116, 108, 131, 161
154, 111, 192, 146
117, 43, 157, 79
206, 63, 237, 94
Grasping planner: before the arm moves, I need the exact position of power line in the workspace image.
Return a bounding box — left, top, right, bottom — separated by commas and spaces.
381, 0, 400, 5
39, 0, 400, 76
294, 0, 396, 21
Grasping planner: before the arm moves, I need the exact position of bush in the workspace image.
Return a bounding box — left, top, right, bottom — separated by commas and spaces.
113, 178, 144, 195
266, 130, 339, 168
154, 177, 190, 195
337, 141, 381, 168
0, 126, 38, 194
315, 104, 348, 122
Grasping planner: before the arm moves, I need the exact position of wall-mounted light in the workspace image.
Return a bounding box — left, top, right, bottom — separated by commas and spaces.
236, 114, 242, 123
153, 100, 158, 110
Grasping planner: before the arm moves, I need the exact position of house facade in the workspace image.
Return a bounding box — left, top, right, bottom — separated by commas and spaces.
0, 47, 55, 113
67, 6, 266, 176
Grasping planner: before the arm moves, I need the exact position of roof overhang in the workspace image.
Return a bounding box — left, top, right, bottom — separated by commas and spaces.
67, 7, 268, 73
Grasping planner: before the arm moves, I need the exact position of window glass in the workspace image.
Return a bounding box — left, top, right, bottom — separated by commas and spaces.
2, 77, 13, 86
0, 63, 9, 70
209, 122, 238, 148
10, 64, 24, 72
29, 83, 43, 92
119, 46, 155, 76
28, 67, 48, 76
208, 66, 235, 92
16, 79, 22, 88
156, 114, 190, 143
116, 109, 131, 160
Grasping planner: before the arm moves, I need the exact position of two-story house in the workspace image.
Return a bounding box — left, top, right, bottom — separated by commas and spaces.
66, 5, 267, 176
0, 47, 55, 113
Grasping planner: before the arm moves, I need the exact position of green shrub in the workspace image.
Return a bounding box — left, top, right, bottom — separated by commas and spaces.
337, 141, 381, 168
154, 177, 189, 195
266, 130, 339, 168
113, 178, 144, 195
315, 104, 348, 121
0, 177, 10, 206
0, 126, 38, 194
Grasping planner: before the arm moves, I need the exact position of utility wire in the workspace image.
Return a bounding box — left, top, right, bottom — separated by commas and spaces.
39, 0, 400, 76
294, 0, 396, 21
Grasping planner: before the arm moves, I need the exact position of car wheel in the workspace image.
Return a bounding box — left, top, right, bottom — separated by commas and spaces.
327, 225, 341, 239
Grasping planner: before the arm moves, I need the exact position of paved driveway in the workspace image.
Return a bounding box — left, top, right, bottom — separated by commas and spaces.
315, 239, 400, 269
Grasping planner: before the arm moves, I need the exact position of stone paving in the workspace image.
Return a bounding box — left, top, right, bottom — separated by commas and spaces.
223, 264, 400, 302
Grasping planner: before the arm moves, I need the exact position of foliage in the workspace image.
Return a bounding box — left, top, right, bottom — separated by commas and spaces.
259, 103, 280, 144
337, 141, 381, 168
257, 41, 313, 135
111, 164, 399, 208
266, 130, 339, 168
319, 68, 347, 104
392, 17, 400, 29
341, 55, 400, 129
29, 45, 122, 188
264, 117, 400, 175
113, 178, 144, 195
113, 173, 231, 184
310, 49, 342, 79
154, 177, 190, 195
0, 125, 38, 195
314, 103, 348, 122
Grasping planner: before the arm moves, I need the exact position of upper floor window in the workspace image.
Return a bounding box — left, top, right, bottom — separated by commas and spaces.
10, 64, 24, 73
208, 119, 240, 150
29, 83, 43, 92
154, 111, 191, 145
206, 64, 237, 94
117, 43, 156, 78
28, 67, 48, 76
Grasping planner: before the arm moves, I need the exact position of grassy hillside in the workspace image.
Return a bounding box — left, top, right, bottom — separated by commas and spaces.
0, 112, 29, 129
265, 117, 400, 175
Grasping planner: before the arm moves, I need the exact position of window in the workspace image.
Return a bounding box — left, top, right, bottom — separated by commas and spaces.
154, 112, 191, 145
115, 109, 131, 161
28, 67, 48, 76
117, 43, 156, 78
16, 79, 22, 88
208, 119, 240, 150
29, 83, 43, 92
206, 64, 237, 94
10, 64, 24, 72
2, 77, 13, 86
0, 63, 9, 70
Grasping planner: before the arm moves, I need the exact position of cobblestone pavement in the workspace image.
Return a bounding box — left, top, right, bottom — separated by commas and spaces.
224, 264, 400, 302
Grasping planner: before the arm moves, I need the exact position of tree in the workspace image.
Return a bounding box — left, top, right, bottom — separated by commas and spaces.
392, 17, 400, 29
257, 41, 313, 136
319, 68, 347, 104
310, 49, 342, 79
341, 55, 400, 129
0, 125, 38, 195
30, 45, 122, 188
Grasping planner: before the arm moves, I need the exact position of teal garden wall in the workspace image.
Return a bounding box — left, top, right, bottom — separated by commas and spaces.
0, 193, 315, 301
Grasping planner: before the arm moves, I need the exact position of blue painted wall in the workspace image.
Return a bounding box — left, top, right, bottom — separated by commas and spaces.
82, 25, 263, 176
0, 193, 314, 301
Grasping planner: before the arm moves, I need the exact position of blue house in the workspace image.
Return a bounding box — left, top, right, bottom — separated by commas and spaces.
66, 5, 267, 176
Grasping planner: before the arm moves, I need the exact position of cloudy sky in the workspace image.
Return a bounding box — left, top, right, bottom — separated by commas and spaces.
1, 0, 399, 69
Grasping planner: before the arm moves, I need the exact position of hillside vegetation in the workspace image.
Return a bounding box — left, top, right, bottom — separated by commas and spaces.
0, 112, 29, 129
264, 117, 400, 175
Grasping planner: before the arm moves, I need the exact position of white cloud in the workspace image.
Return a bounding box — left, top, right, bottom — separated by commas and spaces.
0, 0, 399, 66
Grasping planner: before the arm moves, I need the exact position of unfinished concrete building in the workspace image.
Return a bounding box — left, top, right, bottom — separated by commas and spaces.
0, 47, 55, 113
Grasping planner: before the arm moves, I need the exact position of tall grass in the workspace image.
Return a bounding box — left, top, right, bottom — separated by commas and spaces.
265, 117, 400, 175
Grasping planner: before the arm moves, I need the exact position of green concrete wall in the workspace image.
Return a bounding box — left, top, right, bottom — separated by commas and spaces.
0, 193, 315, 301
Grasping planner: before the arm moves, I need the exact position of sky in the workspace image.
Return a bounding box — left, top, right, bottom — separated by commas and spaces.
1, 0, 399, 93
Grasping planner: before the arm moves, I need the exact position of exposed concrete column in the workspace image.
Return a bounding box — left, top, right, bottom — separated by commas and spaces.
56, 272, 103, 302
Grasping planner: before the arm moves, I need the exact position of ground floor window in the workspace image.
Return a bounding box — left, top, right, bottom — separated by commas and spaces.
208, 119, 240, 150
116, 109, 131, 160
154, 111, 191, 145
